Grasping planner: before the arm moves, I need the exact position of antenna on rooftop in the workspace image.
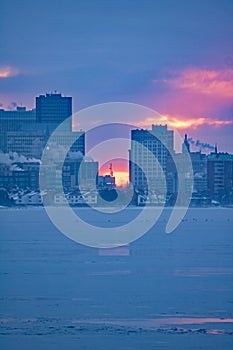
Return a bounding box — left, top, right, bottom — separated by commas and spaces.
109, 163, 113, 177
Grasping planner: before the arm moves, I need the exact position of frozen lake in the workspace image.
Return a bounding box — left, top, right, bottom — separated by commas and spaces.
0, 207, 233, 349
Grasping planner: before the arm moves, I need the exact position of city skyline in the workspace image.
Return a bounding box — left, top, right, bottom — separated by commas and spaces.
0, 90, 231, 187
1, 119, 233, 205
1, 3, 232, 350
0, 0, 233, 155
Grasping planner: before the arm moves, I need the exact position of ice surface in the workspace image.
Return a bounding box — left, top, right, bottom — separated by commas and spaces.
0, 207, 232, 349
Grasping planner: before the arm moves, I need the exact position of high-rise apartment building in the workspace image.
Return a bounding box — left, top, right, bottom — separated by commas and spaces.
129, 125, 173, 192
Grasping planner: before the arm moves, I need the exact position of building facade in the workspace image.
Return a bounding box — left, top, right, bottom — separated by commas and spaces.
129, 125, 173, 192
0, 161, 40, 190
207, 152, 233, 202
6, 131, 46, 158
62, 158, 98, 191
0, 107, 36, 152
0, 92, 81, 158
36, 93, 72, 126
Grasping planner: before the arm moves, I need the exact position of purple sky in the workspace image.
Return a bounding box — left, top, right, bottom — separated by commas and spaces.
0, 0, 233, 153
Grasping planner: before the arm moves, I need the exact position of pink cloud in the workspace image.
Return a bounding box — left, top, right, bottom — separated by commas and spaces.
0, 66, 19, 78
142, 67, 233, 119
165, 67, 233, 98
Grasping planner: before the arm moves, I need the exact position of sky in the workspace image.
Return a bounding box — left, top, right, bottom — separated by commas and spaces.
0, 0, 233, 183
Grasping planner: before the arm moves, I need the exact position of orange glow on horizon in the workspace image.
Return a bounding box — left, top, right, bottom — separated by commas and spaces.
99, 159, 129, 187
113, 171, 129, 187
99, 169, 129, 187
138, 114, 233, 130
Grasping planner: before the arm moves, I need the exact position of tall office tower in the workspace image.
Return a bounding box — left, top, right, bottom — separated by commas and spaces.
36, 92, 72, 128
0, 93, 76, 158
207, 151, 233, 202
129, 125, 172, 192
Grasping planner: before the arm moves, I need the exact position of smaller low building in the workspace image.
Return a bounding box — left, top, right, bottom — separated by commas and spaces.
98, 175, 116, 189
137, 192, 166, 206
54, 190, 98, 206
15, 191, 44, 205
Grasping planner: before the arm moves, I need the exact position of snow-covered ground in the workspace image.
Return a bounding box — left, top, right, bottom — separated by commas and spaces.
0, 207, 232, 349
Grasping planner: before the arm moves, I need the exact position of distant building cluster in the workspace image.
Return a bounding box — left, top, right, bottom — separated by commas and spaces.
129, 128, 233, 206
0, 93, 83, 157
0, 92, 233, 207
